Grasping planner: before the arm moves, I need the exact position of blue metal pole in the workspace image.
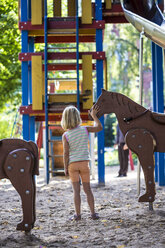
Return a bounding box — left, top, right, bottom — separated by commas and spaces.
28, 37, 35, 141
28, 0, 31, 20
76, 0, 80, 110
95, 0, 105, 185
21, 0, 30, 141
151, 42, 158, 182
44, 0, 49, 184
155, 44, 165, 186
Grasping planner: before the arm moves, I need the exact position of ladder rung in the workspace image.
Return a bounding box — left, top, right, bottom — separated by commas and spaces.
47, 47, 76, 50
49, 169, 64, 173
48, 139, 62, 143
48, 31, 76, 34
48, 17, 75, 22
48, 78, 77, 80
48, 124, 59, 127
49, 155, 63, 158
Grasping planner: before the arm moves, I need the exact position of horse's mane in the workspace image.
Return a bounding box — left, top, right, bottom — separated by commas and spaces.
110, 91, 146, 114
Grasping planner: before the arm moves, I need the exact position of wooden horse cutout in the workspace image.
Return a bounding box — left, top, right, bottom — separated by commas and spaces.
0, 139, 39, 232
91, 89, 165, 203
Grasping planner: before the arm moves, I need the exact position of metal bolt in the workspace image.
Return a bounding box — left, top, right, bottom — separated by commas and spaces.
148, 166, 152, 169
132, 134, 136, 138
24, 224, 29, 227
20, 168, 25, 173
149, 181, 152, 184
8, 166, 12, 170
149, 196, 152, 200
25, 190, 30, 194
13, 154, 17, 158
138, 145, 142, 149
26, 156, 30, 161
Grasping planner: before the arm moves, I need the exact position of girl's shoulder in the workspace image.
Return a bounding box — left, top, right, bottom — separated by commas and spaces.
80, 126, 89, 135
62, 131, 69, 142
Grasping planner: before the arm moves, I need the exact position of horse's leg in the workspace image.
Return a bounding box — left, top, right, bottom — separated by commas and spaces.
125, 129, 156, 202
3, 148, 36, 231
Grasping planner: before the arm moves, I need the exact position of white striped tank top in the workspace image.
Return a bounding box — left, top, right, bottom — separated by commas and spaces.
64, 126, 90, 164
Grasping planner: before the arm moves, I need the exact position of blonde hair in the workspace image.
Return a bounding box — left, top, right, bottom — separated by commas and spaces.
61, 106, 82, 130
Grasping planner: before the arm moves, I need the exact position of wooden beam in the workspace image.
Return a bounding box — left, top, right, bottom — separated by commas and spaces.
53, 0, 62, 17
31, 0, 43, 25
105, 0, 112, 9
68, 0, 76, 16
82, 55, 93, 109
82, 0, 92, 24
32, 56, 43, 110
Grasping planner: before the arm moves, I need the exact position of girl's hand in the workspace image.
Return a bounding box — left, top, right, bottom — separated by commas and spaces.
89, 105, 100, 119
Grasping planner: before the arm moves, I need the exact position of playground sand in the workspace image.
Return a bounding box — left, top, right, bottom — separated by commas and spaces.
0, 165, 165, 248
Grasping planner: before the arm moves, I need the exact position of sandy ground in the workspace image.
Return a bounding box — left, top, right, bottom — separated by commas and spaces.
0, 165, 165, 248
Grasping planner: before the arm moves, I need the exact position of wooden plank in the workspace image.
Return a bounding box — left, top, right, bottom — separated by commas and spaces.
82, 55, 93, 109
31, 0, 43, 25
48, 94, 82, 103
105, 0, 112, 9
68, 0, 76, 16
32, 56, 43, 110
82, 0, 92, 24
42, 72, 45, 96
19, 51, 105, 61
53, 0, 62, 17
48, 80, 82, 91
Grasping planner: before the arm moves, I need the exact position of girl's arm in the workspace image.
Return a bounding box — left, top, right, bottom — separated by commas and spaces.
86, 105, 103, 133
62, 134, 69, 176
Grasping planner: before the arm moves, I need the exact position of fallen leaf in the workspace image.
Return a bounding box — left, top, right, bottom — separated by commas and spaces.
33, 226, 42, 230
115, 225, 121, 229
72, 236, 78, 239
101, 219, 107, 223
126, 204, 131, 207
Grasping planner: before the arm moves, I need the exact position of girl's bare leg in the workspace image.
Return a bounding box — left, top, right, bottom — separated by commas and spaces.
72, 182, 81, 216
82, 182, 95, 215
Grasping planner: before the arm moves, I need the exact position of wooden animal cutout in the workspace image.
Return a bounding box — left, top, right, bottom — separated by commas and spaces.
0, 139, 39, 232
91, 89, 165, 203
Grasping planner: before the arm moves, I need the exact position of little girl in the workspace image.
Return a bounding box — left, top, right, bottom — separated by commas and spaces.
61, 105, 102, 221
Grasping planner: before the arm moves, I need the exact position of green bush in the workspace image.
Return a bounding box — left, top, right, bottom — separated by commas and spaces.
0, 119, 12, 139
104, 114, 116, 147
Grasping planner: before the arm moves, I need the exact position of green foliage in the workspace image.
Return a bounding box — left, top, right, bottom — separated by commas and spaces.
0, 0, 21, 111
104, 24, 152, 100
104, 114, 116, 147
0, 119, 11, 139
0, 103, 22, 139
105, 148, 119, 166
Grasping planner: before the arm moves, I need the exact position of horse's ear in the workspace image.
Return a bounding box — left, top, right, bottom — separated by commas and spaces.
101, 88, 106, 93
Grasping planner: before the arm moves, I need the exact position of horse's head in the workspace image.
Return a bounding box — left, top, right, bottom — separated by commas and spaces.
89, 89, 114, 119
